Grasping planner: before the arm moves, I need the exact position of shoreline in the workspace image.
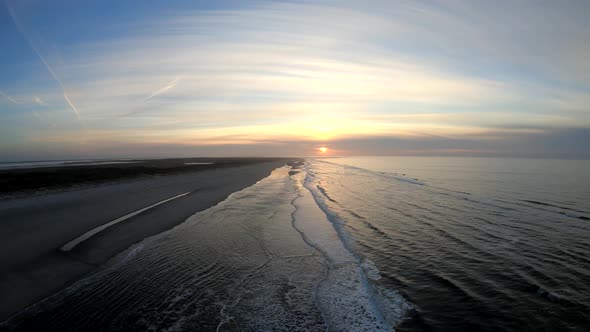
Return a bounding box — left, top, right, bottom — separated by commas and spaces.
0, 157, 291, 200
2, 162, 408, 331
0, 158, 299, 321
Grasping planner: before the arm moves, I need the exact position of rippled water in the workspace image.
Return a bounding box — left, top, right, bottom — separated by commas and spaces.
307, 157, 590, 331
3, 157, 589, 331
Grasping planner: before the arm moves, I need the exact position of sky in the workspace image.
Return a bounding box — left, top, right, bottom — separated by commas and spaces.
1, 0, 589, 161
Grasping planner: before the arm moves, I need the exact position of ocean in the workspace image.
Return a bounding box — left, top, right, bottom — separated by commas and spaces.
307, 157, 590, 331
3, 157, 589, 331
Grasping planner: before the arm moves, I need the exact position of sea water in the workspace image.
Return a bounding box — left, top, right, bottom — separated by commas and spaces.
3, 157, 590, 331
307, 157, 590, 331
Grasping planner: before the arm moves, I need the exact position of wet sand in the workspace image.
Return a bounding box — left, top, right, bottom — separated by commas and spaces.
0, 158, 296, 321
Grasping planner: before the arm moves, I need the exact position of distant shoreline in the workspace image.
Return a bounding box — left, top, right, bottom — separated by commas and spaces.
0, 157, 295, 200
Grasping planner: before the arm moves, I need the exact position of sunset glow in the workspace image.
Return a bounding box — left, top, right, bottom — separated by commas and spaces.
0, 1, 589, 160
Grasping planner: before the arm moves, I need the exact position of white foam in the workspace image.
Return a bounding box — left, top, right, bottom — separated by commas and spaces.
291, 170, 406, 331
299, 161, 414, 329
291, 172, 354, 264
121, 243, 144, 264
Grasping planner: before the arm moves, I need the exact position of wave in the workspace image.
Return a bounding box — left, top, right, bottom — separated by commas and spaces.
300, 163, 413, 328
314, 159, 590, 224
316, 185, 337, 202
521, 199, 589, 215
314, 159, 426, 186
305, 158, 590, 330
333, 160, 590, 226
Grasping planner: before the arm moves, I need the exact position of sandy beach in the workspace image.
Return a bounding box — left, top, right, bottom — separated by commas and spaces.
0, 158, 295, 321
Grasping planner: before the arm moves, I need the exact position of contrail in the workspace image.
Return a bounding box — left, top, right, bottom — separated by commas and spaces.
0, 90, 19, 104
145, 77, 181, 100
6, 2, 81, 119
62, 92, 80, 117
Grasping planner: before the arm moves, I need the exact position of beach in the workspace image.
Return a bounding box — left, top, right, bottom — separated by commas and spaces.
2, 157, 589, 330
0, 158, 294, 321
1, 161, 410, 331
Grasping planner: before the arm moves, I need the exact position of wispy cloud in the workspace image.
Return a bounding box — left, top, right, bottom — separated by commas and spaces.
2, 0, 590, 159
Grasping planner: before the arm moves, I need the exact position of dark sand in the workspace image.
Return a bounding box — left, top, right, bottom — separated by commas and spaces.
0, 158, 288, 198
0, 158, 297, 321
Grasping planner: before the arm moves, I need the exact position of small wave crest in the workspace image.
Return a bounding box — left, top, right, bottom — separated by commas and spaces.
316, 184, 337, 202
522, 199, 589, 214
300, 163, 414, 329
315, 159, 426, 186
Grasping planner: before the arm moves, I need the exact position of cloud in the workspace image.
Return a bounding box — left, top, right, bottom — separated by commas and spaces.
2, 0, 590, 159
10, 127, 588, 162
33, 96, 47, 105
52, 2, 590, 111
311, 128, 590, 159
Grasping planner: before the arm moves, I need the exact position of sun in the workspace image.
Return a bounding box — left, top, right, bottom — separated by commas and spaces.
319, 147, 328, 153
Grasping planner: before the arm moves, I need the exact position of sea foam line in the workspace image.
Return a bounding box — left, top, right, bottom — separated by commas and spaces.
290, 166, 409, 331
301, 161, 414, 328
